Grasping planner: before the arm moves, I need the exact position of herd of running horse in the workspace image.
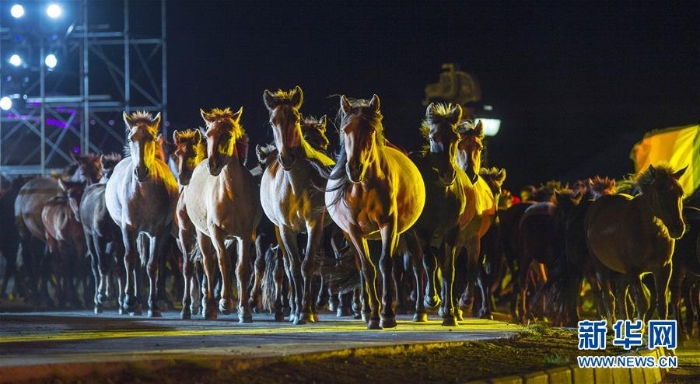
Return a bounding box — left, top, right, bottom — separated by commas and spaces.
0, 86, 695, 337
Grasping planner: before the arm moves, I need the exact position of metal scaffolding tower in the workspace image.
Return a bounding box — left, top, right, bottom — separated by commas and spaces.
0, 0, 167, 186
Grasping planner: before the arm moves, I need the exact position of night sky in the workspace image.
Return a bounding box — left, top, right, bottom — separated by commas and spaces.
164, 1, 700, 192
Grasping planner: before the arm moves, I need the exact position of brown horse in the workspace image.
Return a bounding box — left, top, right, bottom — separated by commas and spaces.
41, 180, 88, 308
172, 128, 206, 319
105, 111, 179, 317
14, 154, 102, 305
261, 86, 335, 325
433, 120, 498, 320
184, 107, 262, 322
586, 164, 686, 322
326, 94, 426, 329
405, 102, 467, 325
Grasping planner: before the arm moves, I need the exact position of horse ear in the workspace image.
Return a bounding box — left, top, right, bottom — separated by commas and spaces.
497, 168, 507, 183
200, 109, 212, 124
449, 104, 463, 125
156, 133, 163, 146
292, 86, 304, 110
172, 130, 180, 144
340, 95, 352, 116
648, 164, 657, 177
369, 94, 381, 112
319, 115, 328, 131
263, 89, 276, 111
233, 106, 243, 123
123, 111, 131, 128
425, 103, 435, 120
474, 120, 485, 138
58, 178, 66, 191
193, 129, 203, 144
673, 165, 688, 180
152, 112, 161, 128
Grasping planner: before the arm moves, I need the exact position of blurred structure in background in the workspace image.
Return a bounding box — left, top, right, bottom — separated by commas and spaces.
0, 0, 167, 186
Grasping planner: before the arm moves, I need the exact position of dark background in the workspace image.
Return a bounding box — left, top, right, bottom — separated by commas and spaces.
163, 1, 699, 192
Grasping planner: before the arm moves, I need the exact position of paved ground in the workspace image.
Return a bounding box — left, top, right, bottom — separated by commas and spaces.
0, 307, 522, 382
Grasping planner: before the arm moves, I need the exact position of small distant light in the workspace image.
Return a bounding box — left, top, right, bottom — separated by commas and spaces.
478, 118, 501, 137
10, 4, 25, 18
0, 97, 13, 111
73, 147, 80, 154
108, 119, 115, 126
45, 54, 58, 69
9, 54, 22, 67
46, 3, 62, 19
483, 105, 493, 111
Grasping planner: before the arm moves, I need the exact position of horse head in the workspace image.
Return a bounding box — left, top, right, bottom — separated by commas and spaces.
339, 94, 383, 183
641, 164, 687, 239
263, 86, 304, 170
58, 179, 87, 220
66, 153, 103, 185
172, 128, 205, 185
422, 102, 462, 186
123, 111, 160, 182
100, 153, 122, 182
200, 107, 245, 176
480, 167, 507, 198
302, 115, 330, 153
457, 120, 485, 180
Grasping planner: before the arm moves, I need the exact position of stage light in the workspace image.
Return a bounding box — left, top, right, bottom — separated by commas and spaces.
10, 4, 25, 18
478, 118, 501, 137
44, 54, 57, 69
46, 3, 62, 19
8, 54, 22, 67
0, 97, 13, 111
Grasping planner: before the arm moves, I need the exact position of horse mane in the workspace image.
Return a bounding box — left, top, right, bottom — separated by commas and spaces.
174, 129, 207, 162
203, 107, 248, 165
334, 97, 386, 147
589, 175, 616, 198
302, 115, 330, 152
267, 88, 300, 105
457, 119, 485, 138
635, 163, 676, 193
127, 110, 157, 126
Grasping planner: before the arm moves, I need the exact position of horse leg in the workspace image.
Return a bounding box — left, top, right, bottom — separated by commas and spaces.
404, 230, 427, 322
516, 257, 531, 324
235, 237, 253, 323
249, 235, 266, 313
144, 234, 163, 318
270, 246, 286, 321
196, 231, 218, 320
378, 222, 399, 329
180, 244, 194, 320
629, 275, 650, 323
439, 241, 460, 326
120, 227, 141, 314
347, 228, 380, 329
653, 264, 673, 321
302, 222, 324, 323
422, 241, 441, 309
86, 235, 102, 313
279, 227, 305, 324
207, 227, 234, 317
670, 267, 688, 340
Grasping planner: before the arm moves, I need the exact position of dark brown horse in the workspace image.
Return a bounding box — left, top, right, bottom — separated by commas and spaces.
74, 153, 125, 314
172, 128, 207, 319
261, 86, 335, 325
105, 111, 179, 317
41, 180, 89, 308
586, 164, 686, 322
0, 176, 30, 300
326, 94, 426, 329
183, 107, 262, 322
405, 102, 467, 325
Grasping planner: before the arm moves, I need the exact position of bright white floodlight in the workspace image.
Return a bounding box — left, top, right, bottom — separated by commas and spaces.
46, 3, 62, 19
9, 54, 22, 67
0, 97, 13, 111
10, 4, 25, 18
45, 54, 57, 69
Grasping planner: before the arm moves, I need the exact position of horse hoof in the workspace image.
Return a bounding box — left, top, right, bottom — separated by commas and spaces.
361, 312, 371, 323
380, 317, 397, 329
413, 313, 428, 323
148, 309, 162, 318
275, 311, 285, 322
367, 319, 382, 330
456, 308, 464, 321
299, 313, 315, 323
293, 317, 308, 325
442, 316, 459, 327
181, 310, 191, 320
219, 299, 234, 315
238, 314, 253, 324
94, 306, 103, 315
477, 309, 493, 320
424, 296, 441, 309
337, 307, 352, 317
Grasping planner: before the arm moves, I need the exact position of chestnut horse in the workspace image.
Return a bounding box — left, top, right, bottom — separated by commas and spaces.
405, 102, 467, 325
172, 128, 206, 319
261, 86, 335, 324
105, 111, 179, 317
586, 164, 686, 322
326, 94, 426, 329
184, 107, 262, 322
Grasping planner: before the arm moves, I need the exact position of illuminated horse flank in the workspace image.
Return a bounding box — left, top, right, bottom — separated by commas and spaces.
326, 94, 426, 329
406, 102, 468, 325
260, 86, 335, 324
105, 111, 179, 316
172, 128, 207, 319
586, 164, 686, 322
184, 107, 262, 322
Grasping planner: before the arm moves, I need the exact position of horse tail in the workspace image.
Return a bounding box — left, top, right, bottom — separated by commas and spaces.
260, 244, 280, 312
315, 240, 360, 294
137, 234, 148, 268
325, 148, 350, 208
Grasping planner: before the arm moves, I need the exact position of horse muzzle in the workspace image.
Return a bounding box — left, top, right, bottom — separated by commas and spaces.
134, 166, 150, 182
278, 154, 297, 171
346, 163, 364, 183
669, 223, 686, 239
435, 168, 456, 187
207, 159, 222, 176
